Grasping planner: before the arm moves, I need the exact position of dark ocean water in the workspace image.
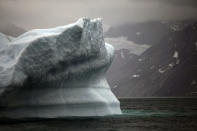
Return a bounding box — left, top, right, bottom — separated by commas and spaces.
0, 98, 197, 131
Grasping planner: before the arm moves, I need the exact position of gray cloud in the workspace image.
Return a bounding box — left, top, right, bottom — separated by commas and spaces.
0, 0, 197, 31
153, 0, 197, 7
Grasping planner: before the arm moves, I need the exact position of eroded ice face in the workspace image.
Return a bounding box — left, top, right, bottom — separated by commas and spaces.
0, 18, 121, 118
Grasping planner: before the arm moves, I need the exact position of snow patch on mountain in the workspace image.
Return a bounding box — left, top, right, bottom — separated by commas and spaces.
132, 74, 140, 78
173, 50, 179, 59
113, 85, 118, 89
105, 37, 150, 56
136, 32, 141, 36
158, 68, 166, 73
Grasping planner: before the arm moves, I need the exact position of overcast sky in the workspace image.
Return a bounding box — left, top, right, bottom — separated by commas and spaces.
0, 0, 197, 30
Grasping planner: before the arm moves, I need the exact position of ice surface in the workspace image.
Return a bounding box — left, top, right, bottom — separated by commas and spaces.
0, 18, 121, 118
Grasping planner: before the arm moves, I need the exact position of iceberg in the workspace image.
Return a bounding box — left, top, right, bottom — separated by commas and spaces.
0, 18, 121, 119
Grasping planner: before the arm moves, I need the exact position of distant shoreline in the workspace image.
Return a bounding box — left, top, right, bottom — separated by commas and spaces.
118, 96, 197, 99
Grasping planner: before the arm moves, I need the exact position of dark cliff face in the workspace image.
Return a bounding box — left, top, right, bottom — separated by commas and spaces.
106, 20, 197, 97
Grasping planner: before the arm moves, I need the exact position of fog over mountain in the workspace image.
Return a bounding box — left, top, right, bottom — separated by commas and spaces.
1, 0, 197, 31
0, 22, 26, 37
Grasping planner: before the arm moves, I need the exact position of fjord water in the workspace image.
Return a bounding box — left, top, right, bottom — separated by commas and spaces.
0, 98, 197, 131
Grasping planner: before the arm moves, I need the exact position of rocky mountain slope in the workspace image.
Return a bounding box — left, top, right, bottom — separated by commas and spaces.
106, 20, 197, 97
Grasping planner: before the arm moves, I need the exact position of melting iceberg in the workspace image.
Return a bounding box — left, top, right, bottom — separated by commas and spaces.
0, 18, 121, 119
